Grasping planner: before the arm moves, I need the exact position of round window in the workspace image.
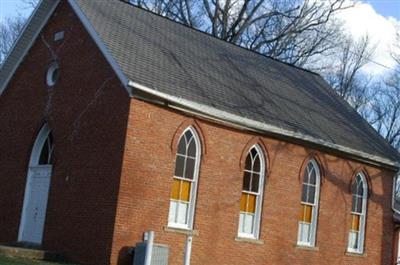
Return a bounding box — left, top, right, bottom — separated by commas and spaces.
46, 63, 60, 86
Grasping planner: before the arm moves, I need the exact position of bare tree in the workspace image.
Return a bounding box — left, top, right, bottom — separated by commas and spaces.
370, 31, 400, 150
392, 26, 400, 64
323, 35, 375, 111
0, 0, 40, 64
369, 73, 400, 150
0, 16, 26, 64
2, 0, 397, 150
22, 0, 40, 9
129, 0, 353, 67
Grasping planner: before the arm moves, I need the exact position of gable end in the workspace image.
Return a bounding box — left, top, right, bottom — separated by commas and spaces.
0, 0, 60, 95
0, 0, 131, 97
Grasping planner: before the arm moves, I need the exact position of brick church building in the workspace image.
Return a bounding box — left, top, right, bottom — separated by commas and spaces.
0, 0, 399, 264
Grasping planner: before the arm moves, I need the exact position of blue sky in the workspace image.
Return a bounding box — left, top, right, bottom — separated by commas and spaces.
0, 0, 33, 22
0, 0, 399, 21
366, 0, 400, 19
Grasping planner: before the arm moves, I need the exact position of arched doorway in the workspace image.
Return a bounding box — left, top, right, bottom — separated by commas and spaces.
18, 124, 53, 245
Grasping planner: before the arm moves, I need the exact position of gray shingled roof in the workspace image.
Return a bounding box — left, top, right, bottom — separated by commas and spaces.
75, 0, 400, 163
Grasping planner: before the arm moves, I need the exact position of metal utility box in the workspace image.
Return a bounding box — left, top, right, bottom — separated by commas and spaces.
133, 242, 169, 265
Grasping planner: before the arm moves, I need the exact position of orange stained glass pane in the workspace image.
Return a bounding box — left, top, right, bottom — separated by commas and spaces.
351, 214, 360, 231
299, 204, 312, 223
240, 193, 247, 211
181, 180, 191, 202
240, 193, 256, 213
171, 179, 191, 202
171, 179, 181, 200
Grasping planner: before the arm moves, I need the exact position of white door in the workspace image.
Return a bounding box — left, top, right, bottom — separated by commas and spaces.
19, 165, 52, 244
18, 124, 54, 245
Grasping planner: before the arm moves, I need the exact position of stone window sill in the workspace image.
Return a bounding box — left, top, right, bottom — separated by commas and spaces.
235, 237, 264, 245
294, 244, 319, 251
163, 226, 199, 236
345, 251, 367, 257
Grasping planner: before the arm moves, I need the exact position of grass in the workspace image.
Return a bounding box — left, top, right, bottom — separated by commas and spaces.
0, 255, 78, 265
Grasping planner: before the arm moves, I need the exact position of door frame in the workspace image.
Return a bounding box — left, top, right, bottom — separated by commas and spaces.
18, 124, 52, 244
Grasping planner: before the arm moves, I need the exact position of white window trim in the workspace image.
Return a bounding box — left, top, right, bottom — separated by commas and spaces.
297, 159, 320, 247
168, 127, 201, 230
46, 62, 59, 87
237, 144, 265, 240
347, 172, 368, 254
392, 173, 400, 215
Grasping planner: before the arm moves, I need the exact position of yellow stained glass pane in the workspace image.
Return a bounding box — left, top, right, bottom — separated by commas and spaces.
247, 194, 256, 213
181, 180, 191, 202
240, 193, 256, 213
171, 179, 191, 202
299, 204, 312, 223
171, 179, 181, 200
240, 193, 247, 211
351, 214, 360, 231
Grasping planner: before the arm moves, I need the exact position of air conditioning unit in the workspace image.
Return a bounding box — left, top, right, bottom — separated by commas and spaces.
133, 242, 169, 265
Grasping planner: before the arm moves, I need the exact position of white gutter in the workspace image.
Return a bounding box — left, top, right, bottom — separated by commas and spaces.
5, 0, 396, 170
128, 80, 399, 170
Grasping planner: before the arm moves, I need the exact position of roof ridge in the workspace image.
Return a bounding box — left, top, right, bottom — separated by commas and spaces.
77, 0, 400, 166
117, 0, 397, 158
116, 0, 320, 77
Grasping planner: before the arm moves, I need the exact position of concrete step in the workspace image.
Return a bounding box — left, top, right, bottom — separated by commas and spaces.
0, 244, 64, 262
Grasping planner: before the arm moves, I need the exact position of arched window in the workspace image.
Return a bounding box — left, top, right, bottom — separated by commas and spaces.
298, 159, 320, 246
38, 132, 53, 165
347, 173, 368, 253
238, 145, 265, 239
168, 127, 201, 229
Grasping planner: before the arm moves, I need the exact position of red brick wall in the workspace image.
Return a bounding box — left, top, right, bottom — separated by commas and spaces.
0, 1, 396, 265
111, 98, 396, 265
0, 2, 130, 264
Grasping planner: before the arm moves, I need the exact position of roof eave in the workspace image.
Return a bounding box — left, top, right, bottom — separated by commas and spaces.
2, 0, 398, 171
128, 80, 400, 171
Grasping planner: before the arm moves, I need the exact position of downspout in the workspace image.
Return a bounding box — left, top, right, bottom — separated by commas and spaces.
144, 231, 154, 265
183, 235, 193, 265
